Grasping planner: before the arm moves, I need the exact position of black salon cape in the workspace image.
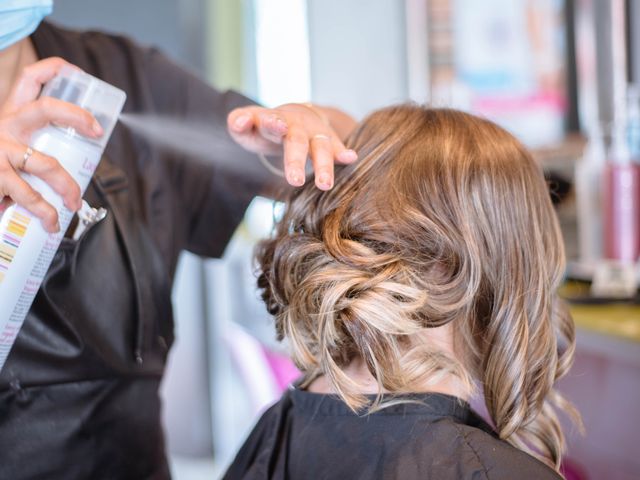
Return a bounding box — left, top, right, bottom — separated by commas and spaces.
0, 22, 271, 480
224, 389, 562, 480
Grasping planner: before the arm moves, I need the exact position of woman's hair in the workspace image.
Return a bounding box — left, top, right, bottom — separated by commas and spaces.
256, 105, 579, 470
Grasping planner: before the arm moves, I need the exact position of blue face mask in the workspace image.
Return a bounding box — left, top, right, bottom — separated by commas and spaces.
0, 1, 53, 52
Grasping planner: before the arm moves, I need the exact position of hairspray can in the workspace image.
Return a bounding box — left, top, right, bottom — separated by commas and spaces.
0, 67, 126, 371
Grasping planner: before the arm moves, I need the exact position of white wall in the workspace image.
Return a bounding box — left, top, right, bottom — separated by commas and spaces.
306, 0, 410, 118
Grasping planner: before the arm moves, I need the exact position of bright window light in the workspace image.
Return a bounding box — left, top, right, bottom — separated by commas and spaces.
254, 0, 311, 106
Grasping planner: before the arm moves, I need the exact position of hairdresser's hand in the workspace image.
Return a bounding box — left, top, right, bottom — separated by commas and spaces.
227, 103, 357, 190
0, 57, 102, 232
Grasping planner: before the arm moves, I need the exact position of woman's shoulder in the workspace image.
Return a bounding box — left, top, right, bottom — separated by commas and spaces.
223, 393, 295, 480
455, 423, 563, 480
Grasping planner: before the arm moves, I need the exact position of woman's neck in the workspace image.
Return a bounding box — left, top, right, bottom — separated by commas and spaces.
307, 357, 469, 400
307, 323, 471, 401
0, 38, 38, 106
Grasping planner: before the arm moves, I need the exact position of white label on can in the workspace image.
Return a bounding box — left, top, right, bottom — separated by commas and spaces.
0, 129, 102, 369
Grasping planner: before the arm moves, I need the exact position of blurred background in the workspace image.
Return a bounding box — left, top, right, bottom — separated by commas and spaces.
50, 1, 639, 479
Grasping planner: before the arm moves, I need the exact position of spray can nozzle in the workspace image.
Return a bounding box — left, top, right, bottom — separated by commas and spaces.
41, 66, 126, 147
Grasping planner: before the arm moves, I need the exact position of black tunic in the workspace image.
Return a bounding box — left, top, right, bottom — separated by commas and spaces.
224, 388, 562, 480
0, 22, 269, 480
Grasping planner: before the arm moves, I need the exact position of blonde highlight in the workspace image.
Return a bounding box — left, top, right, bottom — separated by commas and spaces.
256, 105, 580, 471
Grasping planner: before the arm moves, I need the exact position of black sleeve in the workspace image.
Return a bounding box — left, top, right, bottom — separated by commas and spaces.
223, 399, 290, 480
139, 48, 276, 258
35, 23, 280, 262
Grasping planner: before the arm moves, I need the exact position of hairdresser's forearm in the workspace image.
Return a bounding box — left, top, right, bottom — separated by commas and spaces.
313, 105, 358, 141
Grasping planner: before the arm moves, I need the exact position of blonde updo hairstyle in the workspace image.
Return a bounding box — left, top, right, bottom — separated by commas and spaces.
256, 105, 579, 470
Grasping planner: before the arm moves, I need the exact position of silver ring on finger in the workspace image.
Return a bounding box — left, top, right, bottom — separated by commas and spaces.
312, 133, 331, 142
20, 147, 34, 171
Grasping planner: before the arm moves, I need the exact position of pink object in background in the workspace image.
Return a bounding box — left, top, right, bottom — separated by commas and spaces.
603, 163, 640, 263
262, 349, 301, 391
560, 460, 589, 480
223, 323, 300, 417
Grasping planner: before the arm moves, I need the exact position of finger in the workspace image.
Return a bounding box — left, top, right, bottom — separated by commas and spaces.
11, 96, 102, 141
331, 135, 358, 164
282, 125, 309, 187
228, 106, 290, 141
310, 134, 334, 190
227, 106, 259, 134
3, 57, 79, 113
227, 107, 283, 156
4, 141, 81, 211
0, 156, 59, 232
256, 112, 288, 144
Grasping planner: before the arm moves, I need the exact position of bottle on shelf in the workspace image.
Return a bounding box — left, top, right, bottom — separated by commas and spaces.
602, 87, 640, 265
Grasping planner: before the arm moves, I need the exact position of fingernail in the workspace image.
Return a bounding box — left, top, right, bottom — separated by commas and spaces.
317, 173, 332, 189
53, 221, 61, 233
93, 120, 103, 136
234, 115, 250, 129
338, 149, 358, 163
289, 169, 305, 186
